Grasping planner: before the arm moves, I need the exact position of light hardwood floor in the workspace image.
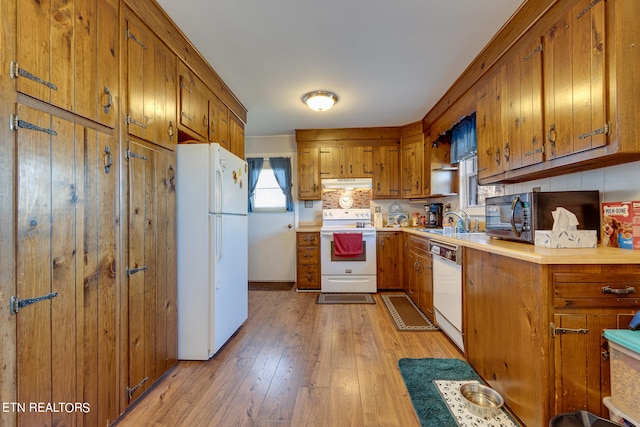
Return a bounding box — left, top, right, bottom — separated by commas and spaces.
115, 289, 463, 426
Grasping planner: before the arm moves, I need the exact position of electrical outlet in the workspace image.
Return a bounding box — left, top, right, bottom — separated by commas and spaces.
304, 200, 313, 208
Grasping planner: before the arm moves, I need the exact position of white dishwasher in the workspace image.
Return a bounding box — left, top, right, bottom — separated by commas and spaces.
430, 239, 463, 352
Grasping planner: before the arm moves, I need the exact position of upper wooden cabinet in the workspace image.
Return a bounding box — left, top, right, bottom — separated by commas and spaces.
229, 114, 246, 159
209, 96, 230, 150
543, 0, 607, 160
297, 146, 321, 200
319, 146, 373, 179
125, 16, 177, 150
474, 0, 640, 184
401, 134, 424, 198
15, 0, 118, 127
372, 144, 401, 198
178, 64, 210, 141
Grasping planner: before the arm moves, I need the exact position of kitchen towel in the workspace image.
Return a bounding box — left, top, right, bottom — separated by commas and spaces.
333, 233, 363, 257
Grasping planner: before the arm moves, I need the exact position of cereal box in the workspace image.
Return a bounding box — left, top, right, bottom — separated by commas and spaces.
601, 201, 640, 250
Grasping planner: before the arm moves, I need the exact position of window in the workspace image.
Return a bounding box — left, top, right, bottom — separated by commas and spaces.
252, 159, 287, 211
459, 157, 504, 212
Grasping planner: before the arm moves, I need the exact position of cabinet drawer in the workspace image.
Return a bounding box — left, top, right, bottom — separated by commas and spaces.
297, 246, 319, 264
553, 273, 640, 308
297, 265, 319, 287
297, 232, 319, 246
407, 235, 429, 256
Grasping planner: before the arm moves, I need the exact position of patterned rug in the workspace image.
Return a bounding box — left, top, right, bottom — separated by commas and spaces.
381, 294, 439, 331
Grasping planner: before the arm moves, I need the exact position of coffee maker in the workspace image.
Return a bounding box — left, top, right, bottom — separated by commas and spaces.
425, 203, 444, 228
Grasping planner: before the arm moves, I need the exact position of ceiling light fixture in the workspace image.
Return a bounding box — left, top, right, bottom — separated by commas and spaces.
302, 90, 338, 111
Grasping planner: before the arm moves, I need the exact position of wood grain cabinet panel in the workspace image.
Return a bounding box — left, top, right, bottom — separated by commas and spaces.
465, 248, 640, 426
405, 235, 433, 322
544, 0, 607, 160
296, 232, 320, 290
15, 0, 118, 127
209, 95, 230, 151
125, 16, 177, 149
178, 65, 209, 141
401, 134, 424, 198
372, 144, 401, 198
14, 104, 120, 426
376, 232, 404, 290
320, 145, 373, 179
125, 141, 178, 404
297, 147, 321, 200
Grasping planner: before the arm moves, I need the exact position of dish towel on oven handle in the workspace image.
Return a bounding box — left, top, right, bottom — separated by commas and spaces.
333, 233, 363, 257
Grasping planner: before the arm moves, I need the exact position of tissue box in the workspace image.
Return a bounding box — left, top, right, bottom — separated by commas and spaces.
534, 230, 597, 248
602, 201, 640, 250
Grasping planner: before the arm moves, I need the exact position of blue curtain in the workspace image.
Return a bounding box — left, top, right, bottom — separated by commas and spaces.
247, 158, 264, 212
450, 113, 477, 164
269, 157, 294, 212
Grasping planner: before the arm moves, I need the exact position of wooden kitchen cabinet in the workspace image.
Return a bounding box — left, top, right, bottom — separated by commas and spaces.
476, 66, 508, 181
209, 95, 230, 151
464, 247, 640, 426
320, 145, 373, 178
376, 231, 404, 289
296, 232, 321, 290
229, 113, 246, 159
178, 64, 210, 141
405, 235, 433, 322
401, 134, 424, 198
297, 146, 321, 200
543, 0, 607, 160
15, 0, 119, 128
13, 104, 120, 426
372, 144, 401, 198
477, 36, 545, 182
552, 271, 640, 416
125, 141, 178, 403
125, 16, 177, 149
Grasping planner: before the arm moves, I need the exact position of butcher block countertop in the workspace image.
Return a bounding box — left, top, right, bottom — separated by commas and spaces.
400, 227, 640, 265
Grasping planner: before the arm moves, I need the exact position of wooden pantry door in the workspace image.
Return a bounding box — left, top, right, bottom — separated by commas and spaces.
15, 104, 79, 426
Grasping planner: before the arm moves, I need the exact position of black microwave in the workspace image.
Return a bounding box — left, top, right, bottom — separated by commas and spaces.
485, 191, 601, 243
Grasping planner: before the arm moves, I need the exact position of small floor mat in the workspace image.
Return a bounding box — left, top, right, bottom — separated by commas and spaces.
316, 293, 375, 304
381, 294, 439, 331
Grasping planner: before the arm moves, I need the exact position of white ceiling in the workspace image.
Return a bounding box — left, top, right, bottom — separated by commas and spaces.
156, 0, 524, 137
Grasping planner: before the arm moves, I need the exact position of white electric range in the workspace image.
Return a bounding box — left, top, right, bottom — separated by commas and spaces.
319, 209, 377, 293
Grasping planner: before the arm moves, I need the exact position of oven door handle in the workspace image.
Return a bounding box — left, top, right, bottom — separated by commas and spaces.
320, 231, 376, 237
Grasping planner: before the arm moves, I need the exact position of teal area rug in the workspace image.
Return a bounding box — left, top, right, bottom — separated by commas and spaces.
398, 358, 482, 427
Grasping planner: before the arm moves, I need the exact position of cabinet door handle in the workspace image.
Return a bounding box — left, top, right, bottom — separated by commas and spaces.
103, 86, 113, 114
602, 286, 635, 295
168, 121, 175, 141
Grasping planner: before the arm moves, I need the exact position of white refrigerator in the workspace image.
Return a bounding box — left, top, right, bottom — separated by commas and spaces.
176, 143, 248, 360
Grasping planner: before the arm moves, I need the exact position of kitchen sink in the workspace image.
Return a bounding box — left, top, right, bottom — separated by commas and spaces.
414, 228, 444, 234
414, 228, 486, 237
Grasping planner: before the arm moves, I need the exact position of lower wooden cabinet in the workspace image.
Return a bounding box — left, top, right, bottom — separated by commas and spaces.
376, 231, 404, 289
464, 248, 640, 426
296, 232, 320, 290
125, 141, 178, 404
404, 234, 434, 322
14, 104, 121, 426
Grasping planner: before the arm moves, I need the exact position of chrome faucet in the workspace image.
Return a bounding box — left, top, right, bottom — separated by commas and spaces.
444, 209, 471, 233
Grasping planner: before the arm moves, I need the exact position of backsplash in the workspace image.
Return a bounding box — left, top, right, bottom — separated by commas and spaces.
322, 188, 371, 209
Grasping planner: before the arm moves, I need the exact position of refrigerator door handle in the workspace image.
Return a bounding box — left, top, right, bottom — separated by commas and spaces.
215, 169, 223, 213
216, 215, 223, 264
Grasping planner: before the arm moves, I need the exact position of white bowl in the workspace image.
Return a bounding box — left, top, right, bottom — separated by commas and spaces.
459, 383, 504, 418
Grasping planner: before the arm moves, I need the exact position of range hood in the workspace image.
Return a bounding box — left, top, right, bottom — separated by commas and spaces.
321, 178, 372, 190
